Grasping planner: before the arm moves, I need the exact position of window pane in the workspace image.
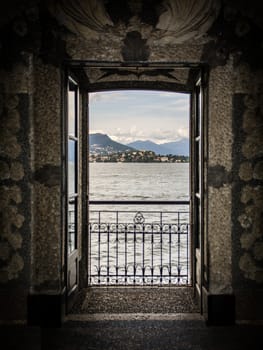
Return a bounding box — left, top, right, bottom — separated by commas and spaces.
68, 87, 76, 136
68, 198, 77, 253
195, 88, 201, 136
68, 139, 76, 195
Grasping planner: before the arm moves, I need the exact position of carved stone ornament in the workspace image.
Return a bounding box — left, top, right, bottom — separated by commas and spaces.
48, 0, 114, 40
154, 0, 221, 44
49, 0, 220, 44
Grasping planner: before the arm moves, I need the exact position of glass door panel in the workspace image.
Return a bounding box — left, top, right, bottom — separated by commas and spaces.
67, 76, 79, 299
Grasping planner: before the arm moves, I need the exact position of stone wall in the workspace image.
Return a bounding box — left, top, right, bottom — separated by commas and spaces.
207, 59, 235, 294
0, 55, 33, 320
0, 54, 64, 320
232, 64, 263, 319
31, 59, 63, 293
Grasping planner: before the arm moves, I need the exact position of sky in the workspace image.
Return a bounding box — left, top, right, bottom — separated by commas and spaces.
89, 90, 190, 145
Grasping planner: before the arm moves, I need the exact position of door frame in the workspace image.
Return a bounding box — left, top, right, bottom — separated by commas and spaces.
64, 72, 80, 311
190, 67, 208, 312
63, 61, 208, 313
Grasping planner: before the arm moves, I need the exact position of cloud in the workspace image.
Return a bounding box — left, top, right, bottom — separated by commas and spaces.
176, 127, 189, 139
89, 90, 190, 144
126, 95, 189, 115
90, 129, 106, 135
89, 91, 129, 103
108, 126, 189, 144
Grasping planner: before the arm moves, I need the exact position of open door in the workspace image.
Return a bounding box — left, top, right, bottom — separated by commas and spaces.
66, 76, 80, 308
191, 70, 205, 311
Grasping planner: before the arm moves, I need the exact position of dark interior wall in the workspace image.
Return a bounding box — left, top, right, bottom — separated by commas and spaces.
206, 59, 263, 320
0, 55, 34, 320
231, 64, 263, 320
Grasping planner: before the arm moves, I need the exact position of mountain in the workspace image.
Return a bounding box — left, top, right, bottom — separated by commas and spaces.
163, 138, 189, 156
127, 140, 171, 155
89, 133, 135, 154
127, 138, 189, 156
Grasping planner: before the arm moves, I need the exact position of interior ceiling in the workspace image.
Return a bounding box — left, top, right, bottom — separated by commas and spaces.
84, 66, 191, 84
69, 65, 198, 92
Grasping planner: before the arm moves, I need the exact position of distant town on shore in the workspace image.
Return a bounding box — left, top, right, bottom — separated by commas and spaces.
87, 133, 189, 163
89, 150, 189, 163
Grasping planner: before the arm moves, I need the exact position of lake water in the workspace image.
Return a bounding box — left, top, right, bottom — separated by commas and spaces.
89, 162, 189, 202
88, 163, 190, 285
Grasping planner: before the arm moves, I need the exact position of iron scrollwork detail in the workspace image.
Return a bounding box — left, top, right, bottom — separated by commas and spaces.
134, 211, 145, 224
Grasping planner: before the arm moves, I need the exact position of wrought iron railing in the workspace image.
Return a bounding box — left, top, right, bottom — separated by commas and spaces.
88, 201, 190, 286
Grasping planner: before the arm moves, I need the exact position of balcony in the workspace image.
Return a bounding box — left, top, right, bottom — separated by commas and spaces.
88, 201, 190, 286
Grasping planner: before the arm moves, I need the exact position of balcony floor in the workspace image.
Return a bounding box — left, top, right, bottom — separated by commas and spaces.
70, 286, 199, 314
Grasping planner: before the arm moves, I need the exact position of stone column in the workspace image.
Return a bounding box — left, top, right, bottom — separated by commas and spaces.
204, 57, 235, 324
27, 58, 65, 326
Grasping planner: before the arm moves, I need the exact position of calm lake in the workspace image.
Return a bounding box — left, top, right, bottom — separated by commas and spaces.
88, 163, 191, 285
89, 162, 189, 202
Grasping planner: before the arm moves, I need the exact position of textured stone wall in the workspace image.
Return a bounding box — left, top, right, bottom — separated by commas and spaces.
0, 55, 33, 319
205, 56, 263, 312
232, 63, 263, 319
0, 96, 26, 281
207, 59, 235, 294
32, 58, 63, 292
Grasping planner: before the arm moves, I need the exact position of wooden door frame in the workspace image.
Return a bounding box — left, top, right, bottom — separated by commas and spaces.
190, 67, 208, 313
64, 72, 80, 311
